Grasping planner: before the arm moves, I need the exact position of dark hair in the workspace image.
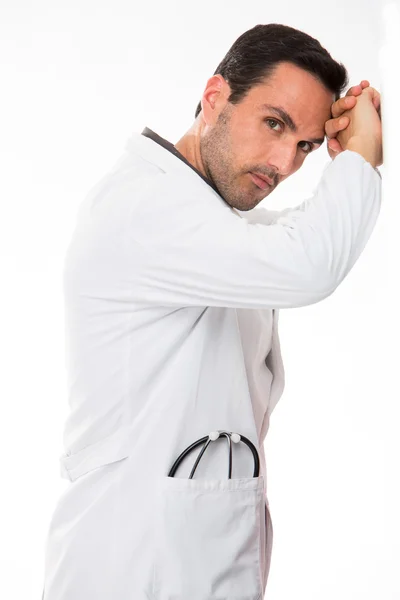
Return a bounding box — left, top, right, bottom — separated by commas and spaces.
194, 24, 348, 118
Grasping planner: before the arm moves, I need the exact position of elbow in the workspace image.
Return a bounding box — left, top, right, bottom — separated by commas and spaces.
297, 267, 342, 307
313, 267, 345, 301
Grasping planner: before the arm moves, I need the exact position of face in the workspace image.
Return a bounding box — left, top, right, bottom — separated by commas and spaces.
199, 61, 335, 210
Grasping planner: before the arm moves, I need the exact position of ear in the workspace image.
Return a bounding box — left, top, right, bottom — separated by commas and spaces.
200, 75, 230, 125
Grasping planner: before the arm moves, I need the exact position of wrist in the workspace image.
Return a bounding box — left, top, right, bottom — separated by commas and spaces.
346, 136, 379, 169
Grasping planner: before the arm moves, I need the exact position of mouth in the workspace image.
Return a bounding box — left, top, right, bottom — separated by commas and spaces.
249, 172, 273, 190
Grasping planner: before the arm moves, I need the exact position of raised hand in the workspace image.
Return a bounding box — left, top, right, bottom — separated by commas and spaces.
325, 80, 381, 160
329, 87, 383, 168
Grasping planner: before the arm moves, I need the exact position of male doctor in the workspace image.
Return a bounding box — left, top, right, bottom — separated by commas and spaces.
42, 23, 382, 600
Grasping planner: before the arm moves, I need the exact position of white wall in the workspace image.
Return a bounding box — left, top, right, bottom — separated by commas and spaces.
0, 0, 398, 598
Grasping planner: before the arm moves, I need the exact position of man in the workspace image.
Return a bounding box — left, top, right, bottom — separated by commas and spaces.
42, 23, 382, 600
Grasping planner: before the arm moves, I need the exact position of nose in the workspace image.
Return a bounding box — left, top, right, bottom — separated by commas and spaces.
267, 144, 298, 177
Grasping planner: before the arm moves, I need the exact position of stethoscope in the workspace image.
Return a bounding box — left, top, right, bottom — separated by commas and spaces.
168, 430, 260, 479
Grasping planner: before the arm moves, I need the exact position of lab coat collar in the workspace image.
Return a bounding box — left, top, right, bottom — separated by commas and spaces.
125, 128, 221, 195
125, 128, 245, 217
124, 130, 184, 173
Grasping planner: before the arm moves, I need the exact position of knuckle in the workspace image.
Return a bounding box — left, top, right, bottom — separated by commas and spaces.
342, 97, 350, 109
362, 86, 375, 96
331, 100, 340, 117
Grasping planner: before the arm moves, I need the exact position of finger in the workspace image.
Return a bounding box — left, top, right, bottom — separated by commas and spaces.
373, 96, 382, 119
361, 87, 381, 115
372, 91, 381, 109
325, 115, 349, 139
331, 95, 356, 118
328, 138, 342, 153
346, 84, 362, 97
373, 96, 380, 110
345, 81, 370, 98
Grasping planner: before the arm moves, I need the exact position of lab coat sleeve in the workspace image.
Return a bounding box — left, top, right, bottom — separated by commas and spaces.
128, 149, 382, 310
240, 164, 382, 227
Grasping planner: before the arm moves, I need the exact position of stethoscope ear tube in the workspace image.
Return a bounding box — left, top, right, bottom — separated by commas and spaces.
168, 431, 260, 479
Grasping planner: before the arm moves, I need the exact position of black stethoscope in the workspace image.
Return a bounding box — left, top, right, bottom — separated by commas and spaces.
168, 430, 260, 479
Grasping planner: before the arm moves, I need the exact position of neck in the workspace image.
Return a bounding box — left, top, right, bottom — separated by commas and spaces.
174, 119, 208, 179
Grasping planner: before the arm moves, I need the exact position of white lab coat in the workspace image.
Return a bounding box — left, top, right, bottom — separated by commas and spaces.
41, 130, 381, 600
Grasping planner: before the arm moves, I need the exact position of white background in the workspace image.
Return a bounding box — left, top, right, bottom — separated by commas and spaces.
1, 0, 399, 598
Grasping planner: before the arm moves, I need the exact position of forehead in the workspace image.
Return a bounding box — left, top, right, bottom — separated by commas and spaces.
246, 62, 335, 124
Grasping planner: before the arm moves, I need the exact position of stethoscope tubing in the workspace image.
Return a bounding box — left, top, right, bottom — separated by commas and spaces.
168, 430, 260, 479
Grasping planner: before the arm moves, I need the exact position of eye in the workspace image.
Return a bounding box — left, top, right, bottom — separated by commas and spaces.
265, 118, 282, 131
265, 119, 314, 154
298, 141, 314, 154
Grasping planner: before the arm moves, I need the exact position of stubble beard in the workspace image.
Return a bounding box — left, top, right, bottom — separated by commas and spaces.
200, 106, 263, 211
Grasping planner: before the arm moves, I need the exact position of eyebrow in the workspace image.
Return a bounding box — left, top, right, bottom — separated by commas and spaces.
260, 104, 325, 145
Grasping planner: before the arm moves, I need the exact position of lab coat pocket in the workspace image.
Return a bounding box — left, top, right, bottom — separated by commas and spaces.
59, 426, 131, 482
153, 475, 265, 600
